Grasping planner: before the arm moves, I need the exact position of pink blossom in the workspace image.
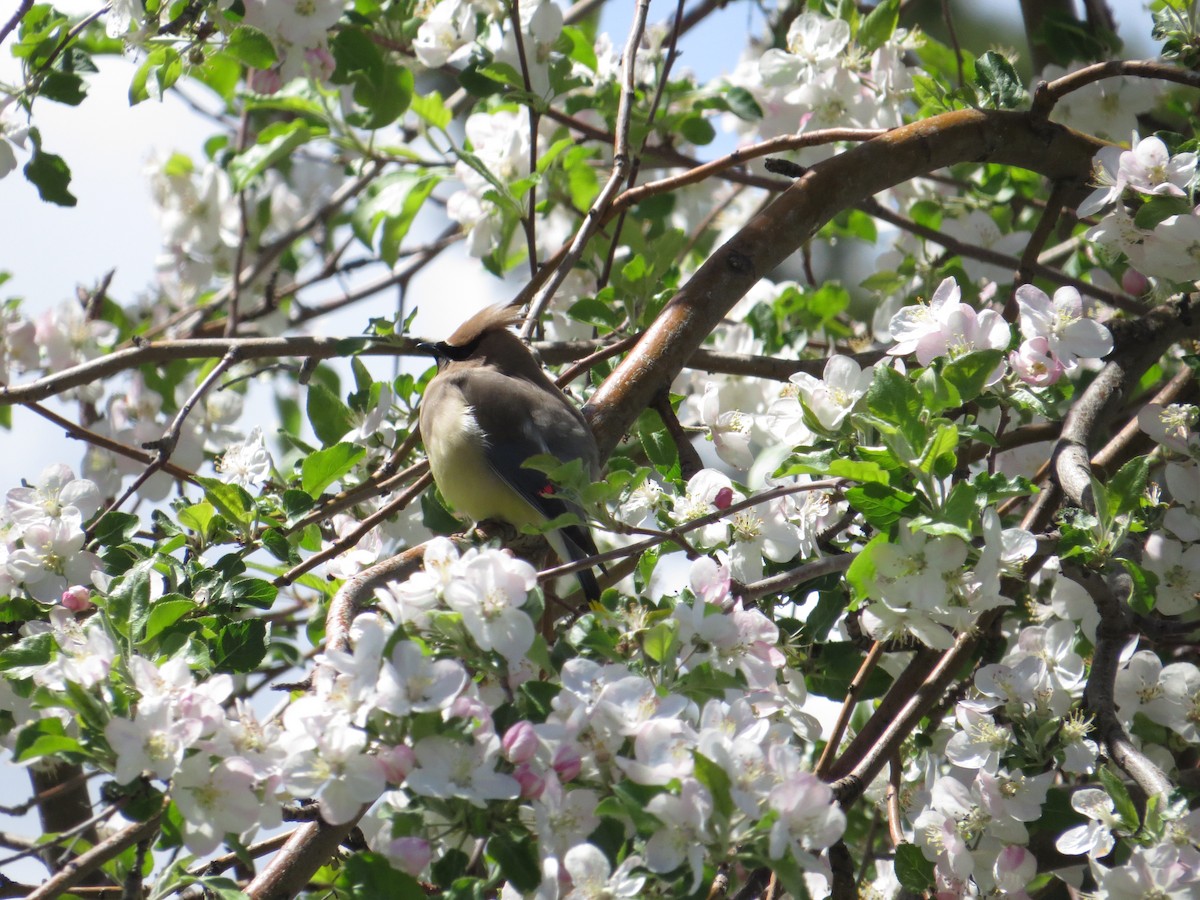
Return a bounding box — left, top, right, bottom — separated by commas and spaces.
1009, 336, 1065, 386
502, 721, 540, 764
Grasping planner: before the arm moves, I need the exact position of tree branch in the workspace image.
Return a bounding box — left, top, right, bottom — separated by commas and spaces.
586, 108, 1105, 458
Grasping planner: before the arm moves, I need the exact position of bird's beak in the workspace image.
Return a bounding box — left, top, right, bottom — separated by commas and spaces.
416, 340, 447, 370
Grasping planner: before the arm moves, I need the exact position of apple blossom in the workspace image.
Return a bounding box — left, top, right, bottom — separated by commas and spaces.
562, 843, 645, 900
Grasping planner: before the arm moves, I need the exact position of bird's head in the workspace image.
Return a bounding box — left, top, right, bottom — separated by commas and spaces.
417, 304, 539, 376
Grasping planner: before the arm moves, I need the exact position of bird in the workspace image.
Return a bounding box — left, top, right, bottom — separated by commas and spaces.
417, 304, 603, 602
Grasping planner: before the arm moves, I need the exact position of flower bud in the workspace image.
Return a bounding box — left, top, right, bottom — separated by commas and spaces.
1121, 268, 1150, 296
513, 762, 545, 799
377, 744, 416, 783
60, 585, 94, 612
552, 743, 582, 782
502, 721, 539, 764
386, 837, 432, 876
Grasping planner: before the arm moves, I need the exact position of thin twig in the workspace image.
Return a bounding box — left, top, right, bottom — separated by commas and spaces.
814, 641, 885, 779
0, 0, 33, 47
508, 0, 541, 279
22, 401, 199, 484
86, 349, 240, 540
940, 0, 965, 90
518, 0, 652, 338
272, 473, 432, 587
25, 808, 164, 900
540, 479, 844, 585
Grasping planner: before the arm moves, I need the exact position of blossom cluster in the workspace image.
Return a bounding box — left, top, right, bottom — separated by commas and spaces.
2, 465, 102, 603
1082, 133, 1200, 285
6, 538, 848, 896
5, 1, 1200, 898
1136, 402, 1200, 614
727, 12, 919, 161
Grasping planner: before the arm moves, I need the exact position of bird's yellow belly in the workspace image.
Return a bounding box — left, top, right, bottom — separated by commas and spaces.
423, 398, 538, 528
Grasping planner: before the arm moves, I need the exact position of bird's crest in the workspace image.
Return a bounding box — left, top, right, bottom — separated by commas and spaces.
446, 303, 523, 348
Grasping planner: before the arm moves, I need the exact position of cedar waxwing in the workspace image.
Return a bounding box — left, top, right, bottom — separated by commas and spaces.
418, 304, 602, 601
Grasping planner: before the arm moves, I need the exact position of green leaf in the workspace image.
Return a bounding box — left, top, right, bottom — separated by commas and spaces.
1117, 557, 1159, 616
641, 621, 677, 664
1106, 455, 1151, 519
129, 47, 182, 104
845, 534, 885, 599
568, 296, 622, 330
801, 586, 851, 642
693, 751, 735, 820
845, 482, 918, 530
864, 364, 923, 448
90, 511, 140, 546
178, 501, 216, 538
1097, 765, 1140, 832
23, 138, 75, 206
779, 448, 834, 478
559, 26, 597, 71
282, 489, 315, 521
857, 0, 900, 51
914, 365, 960, 415
974, 50, 1024, 108
230, 577, 278, 610
15, 718, 81, 762
895, 842, 936, 893
336, 851, 424, 899
306, 381, 355, 446
410, 90, 451, 129
225, 26, 278, 68
724, 85, 763, 120
378, 174, 439, 265
140, 596, 197, 645
1133, 194, 1194, 230
301, 442, 366, 496
39, 70, 87, 105
636, 409, 678, 472
680, 114, 716, 146
197, 52, 242, 102
827, 459, 889, 485
488, 833, 541, 893
106, 558, 155, 642
808, 642, 892, 699
229, 120, 320, 191
213, 619, 268, 673
0, 632, 53, 672
942, 350, 1005, 403
916, 423, 958, 476
431, 848, 469, 886
195, 476, 256, 528
330, 28, 413, 128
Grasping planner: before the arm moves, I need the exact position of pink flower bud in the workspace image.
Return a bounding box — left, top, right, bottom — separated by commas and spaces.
1121, 268, 1150, 296
502, 721, 539, 764
552, 743, 582, 782
714, 487, 734, 510
512, 762, 545, 799
60, 585, 94, 612
376, 744, 416, 783
448, 695, 493, 735
385, 837, 432, 876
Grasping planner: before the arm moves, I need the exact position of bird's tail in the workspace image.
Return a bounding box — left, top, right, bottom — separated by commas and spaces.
550, 523, 604, 604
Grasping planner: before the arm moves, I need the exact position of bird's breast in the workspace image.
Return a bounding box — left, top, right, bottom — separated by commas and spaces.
420, 388, 538, 527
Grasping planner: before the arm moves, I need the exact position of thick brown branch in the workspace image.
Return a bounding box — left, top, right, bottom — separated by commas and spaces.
585, 109, 1106, 458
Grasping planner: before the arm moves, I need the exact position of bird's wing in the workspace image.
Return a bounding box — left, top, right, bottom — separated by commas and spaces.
456, 371, 590, 517
456, 370, 602, 573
